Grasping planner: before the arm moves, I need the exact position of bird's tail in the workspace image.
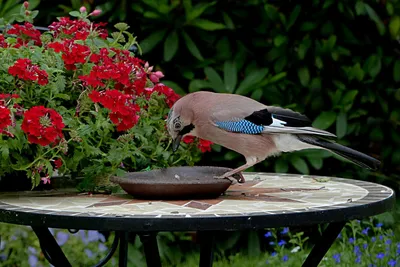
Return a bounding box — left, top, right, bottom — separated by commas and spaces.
297, 135, 381, 170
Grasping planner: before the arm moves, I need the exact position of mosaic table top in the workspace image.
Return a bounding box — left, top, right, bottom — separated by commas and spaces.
0, 173, 395, 231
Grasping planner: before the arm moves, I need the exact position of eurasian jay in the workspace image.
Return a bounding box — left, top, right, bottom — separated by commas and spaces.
166, 91, 380, 182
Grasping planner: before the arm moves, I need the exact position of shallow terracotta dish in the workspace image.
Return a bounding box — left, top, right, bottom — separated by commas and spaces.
110, 166, 244, 199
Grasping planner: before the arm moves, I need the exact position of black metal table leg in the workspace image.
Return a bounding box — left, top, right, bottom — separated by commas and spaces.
198, 231, 216, 267
31, 226, 72, 267
139, 232, 162, 267
302, 221, 346, 267
118, 232, 129, 267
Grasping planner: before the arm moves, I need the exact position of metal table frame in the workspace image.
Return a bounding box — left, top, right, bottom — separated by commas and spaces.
0, 175, 395, 267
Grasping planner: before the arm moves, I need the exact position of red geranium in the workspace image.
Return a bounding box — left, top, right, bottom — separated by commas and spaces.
8, 59, 49, 85
89, 90, 140, 131
0, 106, 11, 132
147, 84, 180, 108
21, 106, 65, 146
6, 22, 42, 47
198, 139, 213, 152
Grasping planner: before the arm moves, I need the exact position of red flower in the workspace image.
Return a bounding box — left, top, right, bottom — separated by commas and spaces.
48, 17, 107, 40
182, 135, 195, 144
89, 90, 140, 131
60, 41, 91, 70
54, 158, 63, 169
6, 22, 42, 47
149, 84, 180, 108
0, 34, 7, 48
8, 58, 49, 85
198, 139, 213, 153
0, 106, 11, 133
47, 42, 64, 53
21, 106, 65, 146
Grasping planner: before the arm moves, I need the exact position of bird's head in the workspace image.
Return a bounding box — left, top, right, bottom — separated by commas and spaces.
166, 96, 195, 152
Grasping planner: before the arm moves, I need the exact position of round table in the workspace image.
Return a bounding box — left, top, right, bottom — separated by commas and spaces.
0, 173, 395, 267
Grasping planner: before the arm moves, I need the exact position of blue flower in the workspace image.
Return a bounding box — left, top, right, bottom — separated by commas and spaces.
264, 231, 272, 238
333, 253, 341, 263
379, 235, 383, 241
362, 227, 370, 235
337, 233, 342, 239
388, 259, 397, 267
79, 230, 88, 245
354, 246, 361, 256
56, 231, 69, 246
88, 230, 100, 242
278, 240, 286, 246
28, 246, 37, 254
376, 223, 383, 228
271, 252, 277, 257
355, 255, 361, 264
84, 248, 94, 258
386, 239, 392, 245
282, 255, 289, 262
280, 227, 289, 235
269, 241, 275, 246
349, 237, 355, 244
376, 252, 385, 259
363, 243, 368, 250
371, 237, 376, 242
98, 243, 107, 252
0, 253, 6, 261
28, 255, 38, 267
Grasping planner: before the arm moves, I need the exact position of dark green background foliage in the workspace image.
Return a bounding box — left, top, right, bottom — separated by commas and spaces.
2, 0, 399, 186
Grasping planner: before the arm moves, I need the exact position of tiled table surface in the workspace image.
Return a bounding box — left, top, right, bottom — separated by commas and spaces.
0, 173, 393, 219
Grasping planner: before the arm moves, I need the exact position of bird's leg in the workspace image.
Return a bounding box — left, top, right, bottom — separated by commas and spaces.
214, 157, 258, 183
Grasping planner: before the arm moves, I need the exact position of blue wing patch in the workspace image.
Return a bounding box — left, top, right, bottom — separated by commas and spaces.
215, 120, 264, 134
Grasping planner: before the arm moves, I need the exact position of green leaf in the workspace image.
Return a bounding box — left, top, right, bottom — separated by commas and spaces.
235, 68, 269, 95
187, 2, 216, 21
273, 35, 287, 47
204, 67, 225, 92
312, 111, 337, 130
389, 16, 400, 38
269, 72, 287, 83
69, 11, 81, 17
140, 29, 167, 54
264, 4, 279, 21
364, 55, 381, 78
298, 67, 310, 87
307, 157, 323, 170
0, 146, 9, 159
393, 60, 400, 82
287, 5, 301, 29
341, 90, 358, 106
164, 31, 179, 62
223, 60, 237, 93
274, 158, 288, 173
336, 112, 347, 139
189, 19, 226, 31
290, 156, 309, 174
181, 31, 203, 61
189, 79, 210, 92
364, 3, 385, 35
114, 22, 129, 31
222, 12, 235, 29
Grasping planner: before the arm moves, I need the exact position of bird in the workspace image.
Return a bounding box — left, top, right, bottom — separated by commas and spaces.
166, 91, 381, 183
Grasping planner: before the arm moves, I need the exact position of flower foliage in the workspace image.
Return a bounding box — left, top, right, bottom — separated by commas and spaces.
0, 3, 211, 189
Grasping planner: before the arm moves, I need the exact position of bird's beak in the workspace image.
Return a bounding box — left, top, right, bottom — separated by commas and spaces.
172, 135, 182, 152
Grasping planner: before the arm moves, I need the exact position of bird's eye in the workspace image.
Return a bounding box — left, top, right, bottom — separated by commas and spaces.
174, 122, 181, 129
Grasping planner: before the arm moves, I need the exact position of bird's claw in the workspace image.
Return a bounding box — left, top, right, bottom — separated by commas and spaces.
214, 175, 240, 185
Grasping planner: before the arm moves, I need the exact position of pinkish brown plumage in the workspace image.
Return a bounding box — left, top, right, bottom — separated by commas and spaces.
167, 91, 380, 183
